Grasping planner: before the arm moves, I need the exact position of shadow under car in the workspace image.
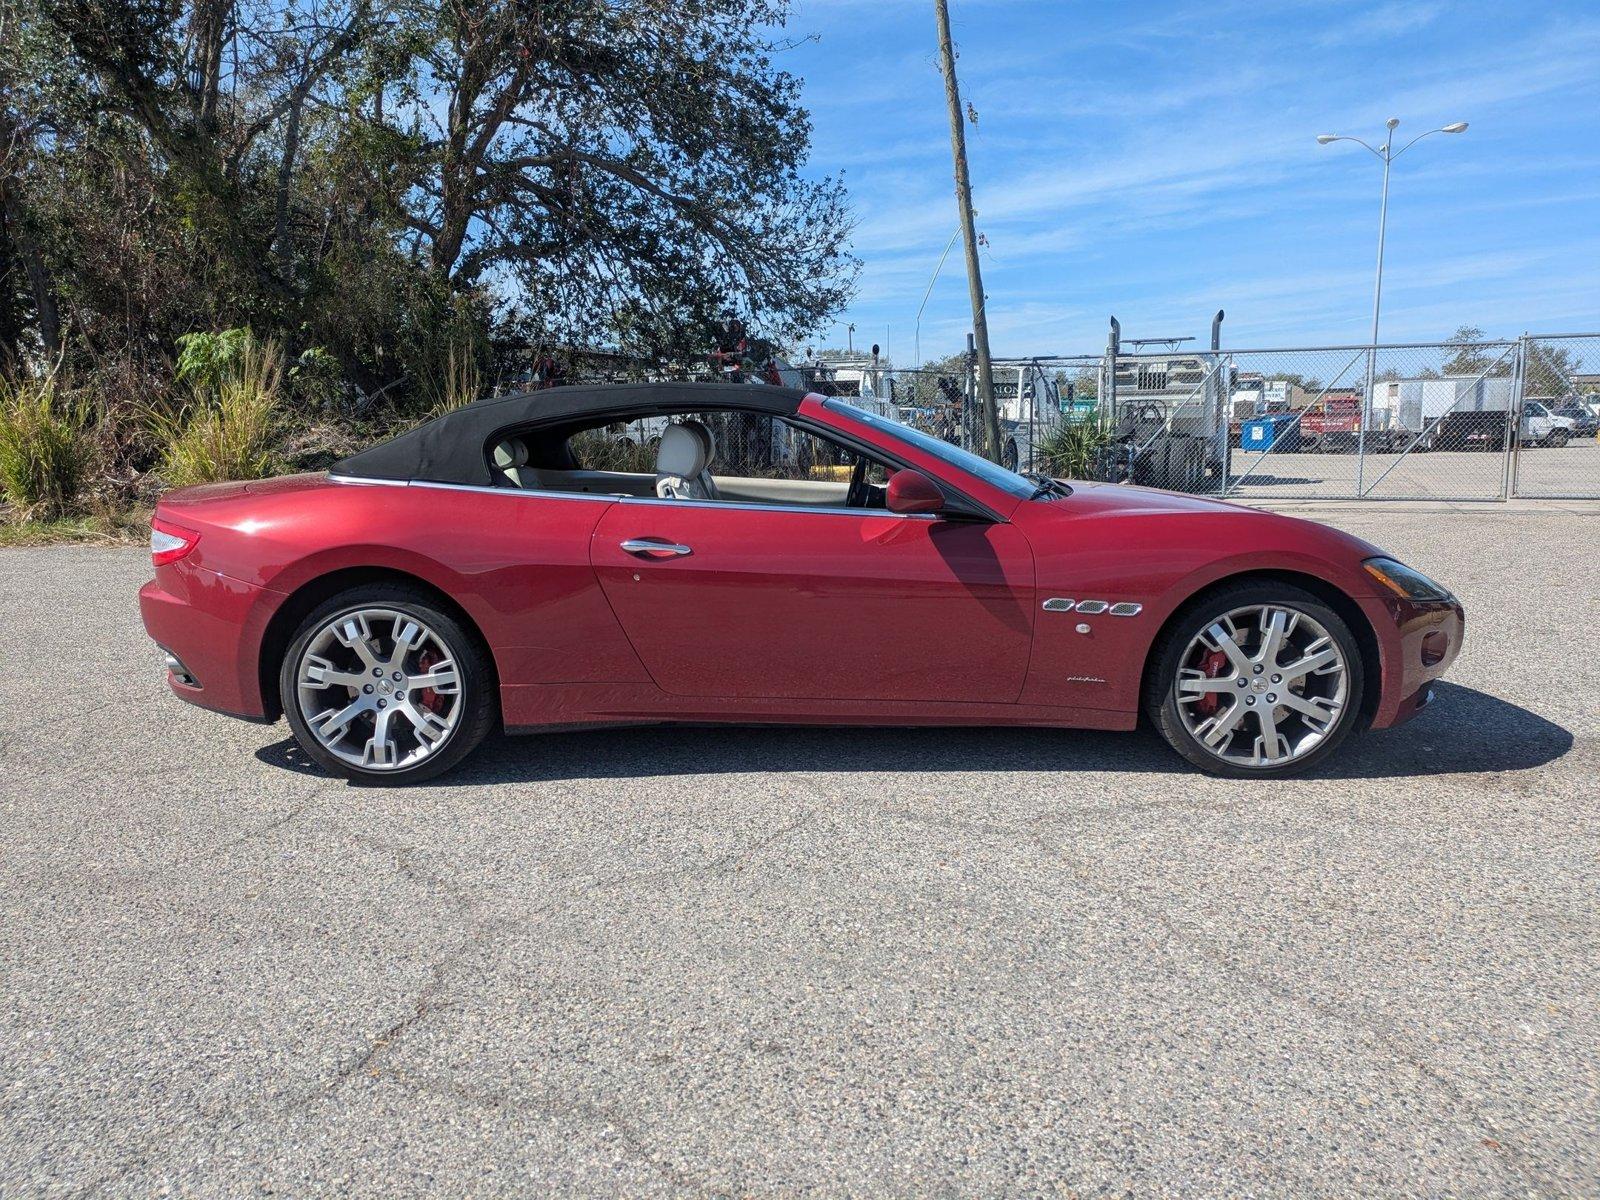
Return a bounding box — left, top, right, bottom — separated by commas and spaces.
254, 682, 1572, 786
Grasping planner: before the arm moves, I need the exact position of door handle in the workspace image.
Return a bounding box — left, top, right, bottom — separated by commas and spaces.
620, 538, 693, 559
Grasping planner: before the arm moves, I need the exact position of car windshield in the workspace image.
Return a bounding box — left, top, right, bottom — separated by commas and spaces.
823, 399, 1037, 499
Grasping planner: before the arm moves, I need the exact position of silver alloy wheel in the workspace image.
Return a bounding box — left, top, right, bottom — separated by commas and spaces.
294, 607, 463, 771
1173, 604, 1350, 768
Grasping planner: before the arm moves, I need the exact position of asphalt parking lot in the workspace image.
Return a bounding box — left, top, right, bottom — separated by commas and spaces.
2, 505, 1597, 1198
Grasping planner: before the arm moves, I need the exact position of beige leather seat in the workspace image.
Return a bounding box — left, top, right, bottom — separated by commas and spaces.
492, 437, 529, 487
654, 420, 720, 500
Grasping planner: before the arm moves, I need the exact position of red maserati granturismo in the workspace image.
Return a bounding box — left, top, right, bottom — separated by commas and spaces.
139, 382, 1463, 782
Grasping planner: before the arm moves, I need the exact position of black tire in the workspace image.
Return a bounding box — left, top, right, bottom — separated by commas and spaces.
1547, 429, 1570, 448
1143, 581, 1365, 779
279, 584, 497, 784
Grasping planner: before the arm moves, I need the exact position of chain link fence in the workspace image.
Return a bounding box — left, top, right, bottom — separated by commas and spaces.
508, 333, 1600, 500
1020, 335, 1599, 500
1513, 334, 1600, 498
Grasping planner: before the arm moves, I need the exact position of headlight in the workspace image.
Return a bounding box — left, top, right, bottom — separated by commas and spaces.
1362, 557, 1451, 602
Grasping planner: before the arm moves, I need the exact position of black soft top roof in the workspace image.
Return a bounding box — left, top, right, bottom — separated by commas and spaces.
332, 382, 809, 487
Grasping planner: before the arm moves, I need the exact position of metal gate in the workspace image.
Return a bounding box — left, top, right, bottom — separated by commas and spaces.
1093, 335, 1600, 501
1511, 334, 1600, 498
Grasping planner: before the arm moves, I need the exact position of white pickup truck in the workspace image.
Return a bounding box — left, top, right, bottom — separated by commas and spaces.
1519, 400, 1577, 448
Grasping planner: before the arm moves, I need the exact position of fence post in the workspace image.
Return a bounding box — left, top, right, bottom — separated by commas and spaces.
1356, 345, 1375, 497
1211, 310, 1228, 497
1508, 334, 1529, 500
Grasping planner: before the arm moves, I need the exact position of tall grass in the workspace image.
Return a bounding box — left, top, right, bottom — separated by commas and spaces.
425, 339, 484, 419
151, 334, 282, 487
568, 428, 657, 473
0, 374, 93, 518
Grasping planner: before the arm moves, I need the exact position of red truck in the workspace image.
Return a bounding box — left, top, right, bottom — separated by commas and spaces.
1297, 392, 1386, 452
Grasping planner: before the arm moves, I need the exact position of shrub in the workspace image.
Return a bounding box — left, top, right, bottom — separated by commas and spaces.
152, 334, 282, 487
288, 345, 343, 409
1035, 413, 1117, 480
0, 375, 93, 518
174, 328, 253, 393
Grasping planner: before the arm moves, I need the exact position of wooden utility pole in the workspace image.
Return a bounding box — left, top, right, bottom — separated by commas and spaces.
934, 0, 1002, 464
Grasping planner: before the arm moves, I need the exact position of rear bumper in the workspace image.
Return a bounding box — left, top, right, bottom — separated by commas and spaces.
139, 567, 278, 721
1360, 594, 1465, 729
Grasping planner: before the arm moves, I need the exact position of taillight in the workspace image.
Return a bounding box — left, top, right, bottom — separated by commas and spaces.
150, 516, 200, 567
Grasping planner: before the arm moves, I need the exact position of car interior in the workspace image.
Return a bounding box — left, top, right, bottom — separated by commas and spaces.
491, 409, 894, 509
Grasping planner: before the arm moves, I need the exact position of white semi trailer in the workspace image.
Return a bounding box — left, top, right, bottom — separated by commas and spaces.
1374, 376, 1573, 449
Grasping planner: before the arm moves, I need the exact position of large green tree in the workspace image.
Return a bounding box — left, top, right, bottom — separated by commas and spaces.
3, 0, 855, 395
371, 0, 854, 358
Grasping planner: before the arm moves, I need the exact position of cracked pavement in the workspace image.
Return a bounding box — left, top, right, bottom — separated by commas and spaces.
1, 506, 1596, 1197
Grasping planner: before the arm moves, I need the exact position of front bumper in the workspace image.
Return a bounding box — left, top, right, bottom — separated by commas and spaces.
139, 566, 278, 721
1359, 593, 1465, 729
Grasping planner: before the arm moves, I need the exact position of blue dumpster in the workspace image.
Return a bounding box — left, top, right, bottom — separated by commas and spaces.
1241, 412, 1301, 453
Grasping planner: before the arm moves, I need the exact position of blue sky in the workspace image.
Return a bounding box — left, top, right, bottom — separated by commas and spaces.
781, 0, 1600, 361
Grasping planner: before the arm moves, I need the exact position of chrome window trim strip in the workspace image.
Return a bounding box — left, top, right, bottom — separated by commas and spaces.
328, 473, 940, 520
327, 474, 615, 503
613, 494, 940, 521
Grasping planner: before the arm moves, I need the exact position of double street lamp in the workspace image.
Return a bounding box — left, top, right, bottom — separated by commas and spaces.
1317, 117, 1467, 484
1316, 117, 1469, 351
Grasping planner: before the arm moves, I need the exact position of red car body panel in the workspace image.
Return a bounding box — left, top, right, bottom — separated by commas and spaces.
138, 392, 1464, 740
589, 501, 1035, 703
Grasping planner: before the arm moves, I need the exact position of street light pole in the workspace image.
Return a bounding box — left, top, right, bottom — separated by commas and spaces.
914, 228, 960, 370
1317, 117, 1467, 491
1369, 121, 1396, 355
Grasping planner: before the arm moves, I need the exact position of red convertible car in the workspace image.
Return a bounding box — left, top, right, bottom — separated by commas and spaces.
139, 383, 1463, 782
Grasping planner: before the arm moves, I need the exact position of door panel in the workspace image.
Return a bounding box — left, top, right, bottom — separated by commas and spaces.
590, 500, 1035, 702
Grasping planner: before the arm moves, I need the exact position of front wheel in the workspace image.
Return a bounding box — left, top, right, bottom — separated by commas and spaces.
279, 585, 497, 783
1144, 583, 1364, 778
1546, 429, 1570, 448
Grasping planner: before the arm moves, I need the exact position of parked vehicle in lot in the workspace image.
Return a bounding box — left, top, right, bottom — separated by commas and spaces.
1372, 377, 1578, 450
1288, 393, 1348, 452
1520, 400, 1576, 447
990, 360, 1067, 472
141, 383, 1463, 783
1549, 402, 1598, 438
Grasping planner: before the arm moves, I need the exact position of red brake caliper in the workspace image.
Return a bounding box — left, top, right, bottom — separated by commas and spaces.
414, 650, 445, 714
1195, 649, 1229, 715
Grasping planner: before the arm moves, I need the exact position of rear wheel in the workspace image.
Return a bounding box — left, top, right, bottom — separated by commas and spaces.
1144, 583, 1364, 778
279, 585, 496, 783
1546, 429, 1570, 448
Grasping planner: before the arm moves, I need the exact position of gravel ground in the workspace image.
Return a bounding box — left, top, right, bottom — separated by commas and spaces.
1, 505, 1596, 1198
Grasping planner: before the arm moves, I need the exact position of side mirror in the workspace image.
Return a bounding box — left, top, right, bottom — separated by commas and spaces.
886, 468, 944, 515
